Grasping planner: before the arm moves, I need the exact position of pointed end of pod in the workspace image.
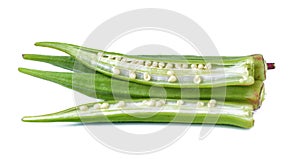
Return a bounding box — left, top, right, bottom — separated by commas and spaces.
22, 116, 39, 122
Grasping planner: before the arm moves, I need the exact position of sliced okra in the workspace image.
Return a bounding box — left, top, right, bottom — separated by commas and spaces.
22, 99, 254, 128
34, 42, 261, 88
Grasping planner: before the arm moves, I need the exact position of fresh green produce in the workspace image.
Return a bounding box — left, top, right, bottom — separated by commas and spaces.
18, 67, 265, 109
34, 42, 267, 88
19, 42, 274, 128
22, 99, 254, 128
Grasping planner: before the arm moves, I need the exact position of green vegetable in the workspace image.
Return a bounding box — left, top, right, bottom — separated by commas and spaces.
18, 67, 265, 109
34, 42, 261, 88
22, 99, 254, 128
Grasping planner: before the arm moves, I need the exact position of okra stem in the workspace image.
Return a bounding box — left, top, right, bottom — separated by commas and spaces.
22, 99, 254, 128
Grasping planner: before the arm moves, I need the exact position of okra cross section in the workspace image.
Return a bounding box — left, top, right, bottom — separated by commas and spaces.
35, 42, 256, 88
22, 99, 254, 128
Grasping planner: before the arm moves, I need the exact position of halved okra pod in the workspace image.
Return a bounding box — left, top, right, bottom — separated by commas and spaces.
34, 42, 272, 88
22, 99, 254, 128
18, 67, 265, 109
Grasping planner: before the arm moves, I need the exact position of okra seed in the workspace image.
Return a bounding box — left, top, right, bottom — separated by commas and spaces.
112, 67, 120, 75
175, 63, 181, 69
145, 100, 155, 106
115, 56, 122, 61
177, 100, 184, 106
198, 64, 204, 69
145, 60, 152, 66
158, 62, 165, 68
209, 99, 217, 104
196, 101, 205, 107
193, 75, 202, 84
108, 55, 114, 60
129, 71, 136, 79
155, 101, 163, 107
100, 103, 110, 109
93, 103, 101, 109
117, 101, 126, 108
143, 72, 151, 81
182, 63, 188, 69
165, 63, 173, 69
121, 58, 127, 62
208, 99, 216, 107
205, 63, 212, 70
79, 105, 88, 111
137, 60, 144, 65
168, 75, 177, 83
167, 70, 174, 76
191, 64, 197, 69
142, 100, 148, 105
159, 99, 166, 105
152, 61, 158, 67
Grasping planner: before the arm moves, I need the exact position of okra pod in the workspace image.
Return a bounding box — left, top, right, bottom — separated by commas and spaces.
34, 42, 261, 88
22, 99, 254, 128
18, 68, 265, 109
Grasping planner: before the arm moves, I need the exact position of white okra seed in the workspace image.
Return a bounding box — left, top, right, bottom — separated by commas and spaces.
117, 101, 126, 108
193, 75, 202, 84
143, 72, 151, 81
112, 67, 120, 75
115, 56, 122, 61
79, 105, 88, 111
207, 99, 216, 107
182, 63, 188, 69
197, 64, 204, 69
129, 70, 136, 79
108, 55, 114, 60
93, 103, 101, 109
191, 64, 197, 69
159, 99, 166, 105
165, 63, 173, 69
196, 101, 205, 107
145, 100, 155, 106
121, 58, 127, 62
152, 61, 158, 67
239, 78, 245, 83
204, 63, 212, 70
167, 70, 174, 76
155, 101, 163, 107
100, 103, 110, 109
158, 62, 165, 68
142, 100, 148, 105
145, 60, 152, 66
175, 63, 181, 69
177, 100, 184, 106
168, 75, 177, 83
137, 60, 144, 65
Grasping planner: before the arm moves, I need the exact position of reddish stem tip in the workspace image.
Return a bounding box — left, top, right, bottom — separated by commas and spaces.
267, 63, 275, 70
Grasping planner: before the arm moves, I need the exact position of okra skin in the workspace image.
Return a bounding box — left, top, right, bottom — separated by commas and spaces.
22, 99, 254, 128
34, 42, 258, 88
18, 68, 264, 109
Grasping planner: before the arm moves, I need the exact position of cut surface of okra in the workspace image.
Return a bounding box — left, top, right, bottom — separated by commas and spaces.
22, 99, 254, 128
34, 42, 260, 88
18, 68, 265, 109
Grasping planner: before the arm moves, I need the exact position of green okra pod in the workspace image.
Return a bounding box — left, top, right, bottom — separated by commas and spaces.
22, 99, 254, 128
34, 42, 261, 88
18, 68, 265, 109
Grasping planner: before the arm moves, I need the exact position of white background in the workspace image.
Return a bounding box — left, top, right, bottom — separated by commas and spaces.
1, 0, 299, 158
